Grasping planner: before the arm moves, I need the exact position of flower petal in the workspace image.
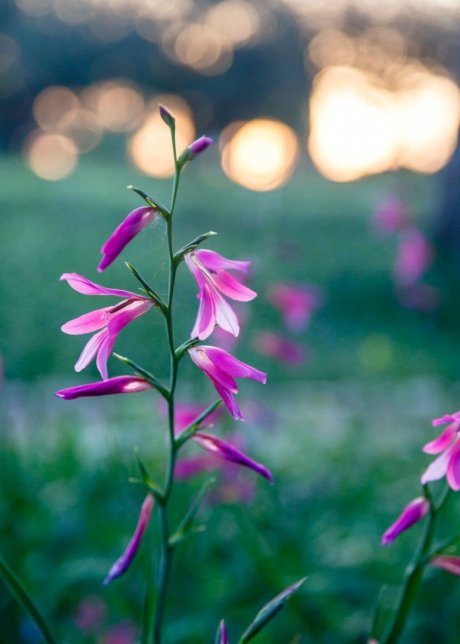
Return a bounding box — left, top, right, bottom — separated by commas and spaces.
423, 422, 457, 454
98, 206, 156, 272
421, 446, 452, 484
212, 290, 240, 337
216, 620, 228, 644
446, 439, 460, 490
212, 381, 244, 420
60, 273, 141, 299
432, 412, 460, 427
431, 555, 460, 575
75, 329, 108, 373
210, 270, 256, 302
195, 249, 250, 274
103, 494, 154, 584
191, 284, 216, 341
55, 376, 153, 399
194, 432, 274, 483
61, 306, 114, 335
189, 347, 238, 393
204, 346, 267, 384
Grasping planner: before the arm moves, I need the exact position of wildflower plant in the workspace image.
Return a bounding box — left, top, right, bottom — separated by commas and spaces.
52, 107, 304, 642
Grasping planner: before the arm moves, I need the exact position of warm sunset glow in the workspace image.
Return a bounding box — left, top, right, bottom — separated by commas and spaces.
205, 1, 261, 46
162, 22, 233, 75
62, 109, 102, 153
128, 95, 195, 177
25, 131, 78, 181
220, 119, 299, 191
308, 65, 460, 181
82, 81, 145, 132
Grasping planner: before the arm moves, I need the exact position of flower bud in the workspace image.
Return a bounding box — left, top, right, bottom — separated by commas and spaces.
178, 136, 213, 165
381, 496, 430, 545
159, 104, 175, 128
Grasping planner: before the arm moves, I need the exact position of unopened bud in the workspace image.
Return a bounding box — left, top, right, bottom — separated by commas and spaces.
178, 135, 213, 166
159, 104, 175, 128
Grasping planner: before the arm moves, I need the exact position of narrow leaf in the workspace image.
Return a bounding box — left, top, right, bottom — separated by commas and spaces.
135, 452, 164, 501
173, 231, 218, 264
239, 577, 306, 643
113, 353, 170, 400
124, 262, 167, 311
0, 556, 57, 644
175, 400, 222, 448
127, 185, 169, 216
175, 337, 200, 360
169, 478, 215, 546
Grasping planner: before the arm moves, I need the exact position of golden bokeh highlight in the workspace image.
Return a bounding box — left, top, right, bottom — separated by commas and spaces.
128, 95, 195, 178
221, 119, 299, 191
61, 109, 103, 153
83, 81, 145, 132
162, 22, 233, 75
308, 64, 460, 181
24, 131, 78, 181
205, 1, 261, 46
33, 86, 80, 131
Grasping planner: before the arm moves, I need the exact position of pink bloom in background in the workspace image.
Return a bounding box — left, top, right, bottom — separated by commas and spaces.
188, 345, 266, 420
55, 376, 153, 400
74, 595, 107, 634
185, 249, 256, 340
393, 228, 433, 288
371, 196, 408, 237
101, 621, 137, 644
253, 331, 307, 368
430, 555, 460, 575
60, 273, 153, 379
103, 494, 154, 585
98, 206, 156, 272
267, 283, 323, 333
421, 411, 460, 490
398, 284, 440, 312
381, 496, 430, 545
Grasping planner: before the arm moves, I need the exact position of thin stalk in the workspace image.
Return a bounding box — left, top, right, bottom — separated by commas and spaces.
0, 556, 57, 644
151, 127, 182, 644
382, 486, 449, 644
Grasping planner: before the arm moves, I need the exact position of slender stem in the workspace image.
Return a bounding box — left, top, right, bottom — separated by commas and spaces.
382, 486, 449, 644
151, 128, 182, 644
0, 556, 57, 644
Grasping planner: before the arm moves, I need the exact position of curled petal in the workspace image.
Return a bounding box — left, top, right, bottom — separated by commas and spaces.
55, 376, 153, 400
211, 270, 256, 302
189, 347, 238, 393
191, 284, 216, 341
421, 444, 454, 485
194, 250, 250, 274
103, 494, 154, 584
213, 381, 244, 420
381, 496, 430, 545
446, 440, 460, 490
204, 346, 267, 384
194, 432, 274, 483
423, 422, 457, 454
75, 329, 108, 374
431, 555, 460, 575
61, 306, 114, 335
432, 412, 460, 427
212, 290, 240, 337
98, 206, 156, 272
60, 273, 141, 299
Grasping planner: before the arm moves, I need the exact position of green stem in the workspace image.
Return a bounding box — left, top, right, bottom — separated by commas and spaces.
151, 128, 182, 644
0, 556, 57, 644
382, 486, 449, 644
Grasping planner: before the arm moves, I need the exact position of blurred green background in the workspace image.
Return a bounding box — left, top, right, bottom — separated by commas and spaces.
3, 1, 460, 643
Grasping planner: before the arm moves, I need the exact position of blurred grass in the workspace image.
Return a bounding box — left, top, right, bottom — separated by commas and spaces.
2, 148, 460, 642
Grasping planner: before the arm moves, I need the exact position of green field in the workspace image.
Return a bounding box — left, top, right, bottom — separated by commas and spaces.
2, 149, 460, 643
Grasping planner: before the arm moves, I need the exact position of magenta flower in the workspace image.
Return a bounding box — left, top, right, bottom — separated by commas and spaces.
216, 620, 228, 644
421, 412, 460, 490
56, 376, 153, 400
371, 196, 408, 237
60, 273, 153, 379
103, 494, 154, 585
253, 331, 307, 367
188, 135, 213, 157
267, 283, 322, 333
188, 345, 266, 420
393, 228, 432, 288
381, 496, 430, 545
98, 206, 156, 272
193, 432, 273, 483
185, 249, 256, 340
431, 555, 460, 575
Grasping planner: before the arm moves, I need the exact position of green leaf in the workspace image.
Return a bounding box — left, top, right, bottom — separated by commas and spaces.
173, 231, 218, 264
135, 452, 164, 502
113, 353, 170, 400
174, 400, 222, 448
168, 478, 215, 546
0, 556, 57, 644
126, 185, 169, 217
174, 337, 200, 360
238, 577, 306, 643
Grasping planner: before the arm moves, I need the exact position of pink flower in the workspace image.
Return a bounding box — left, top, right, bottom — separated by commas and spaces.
216, 620, 228, 644
188, 135, 213, 158
421, 412, 460, 490
104, 494, 154, 585
371, 196, 408, 237
253, 331, 307, 367
188, 345, 266, 420
98, 206, 156, 272
60, 273, 153, 379
56, 376, 153, 400
185, 249, 256, 340
430, 555, 460, 575
393, 228, 432, 288
267, 283, 322, 333
381, 496, 430, 545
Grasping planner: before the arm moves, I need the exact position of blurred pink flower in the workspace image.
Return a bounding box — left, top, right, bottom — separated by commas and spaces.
74, 595, 107, 633
60, 273, 153, 379
101, 621, 138, 644
397, 284, 440, 312
185, 249, 256, 340
381, 496, 430, 545
267, 283, 322, 332
98, 206, 156, 272
393, 229, 432, 288
103, 494, 154, 585
188, 345, 266, 420
421, 411, 460, 490
253, 331, 307, 367
431, 555, 460, 575
371, 196, 408, 237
